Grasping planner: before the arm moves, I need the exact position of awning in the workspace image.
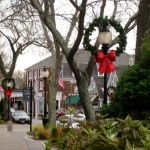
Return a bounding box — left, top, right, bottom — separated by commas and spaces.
65, 95, 80, 105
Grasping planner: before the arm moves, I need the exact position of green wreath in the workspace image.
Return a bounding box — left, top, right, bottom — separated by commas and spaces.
83, 17, 127, 56
2, 77, 15, 90
107, 86, 116, 96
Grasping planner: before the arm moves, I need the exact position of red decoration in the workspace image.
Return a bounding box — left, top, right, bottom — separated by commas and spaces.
5, 89, 12, 97
96, 50, 116, 73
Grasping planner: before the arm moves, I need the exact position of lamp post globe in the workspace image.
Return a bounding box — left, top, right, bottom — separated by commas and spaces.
98, 27, 112, 45
98, 26, 112, 105
41, 67, 49, 79
41, 67, 49, 127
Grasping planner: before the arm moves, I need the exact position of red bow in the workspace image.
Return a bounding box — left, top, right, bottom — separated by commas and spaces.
96, 50, 116, 73
6, 89, 12, 97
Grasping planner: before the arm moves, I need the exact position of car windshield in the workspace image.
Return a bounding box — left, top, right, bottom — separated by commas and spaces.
12, 111, 27, 116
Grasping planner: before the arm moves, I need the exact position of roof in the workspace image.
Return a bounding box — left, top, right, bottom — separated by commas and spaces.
114, 52, 134, 66
26, 49, 91, 70
25, 56, 52, 70
25, 49, 134, 70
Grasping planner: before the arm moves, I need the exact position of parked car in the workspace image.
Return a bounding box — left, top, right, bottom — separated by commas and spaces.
10, 108, 15, 113
11, 111, 30, 124
56, 108, 65, 118
57, 113, 85, 128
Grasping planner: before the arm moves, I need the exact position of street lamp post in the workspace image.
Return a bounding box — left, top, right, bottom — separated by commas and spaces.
30, 80, 33, 132
6, 82, 12, 121
41, 67, 49, 127
98, 26, 112, 105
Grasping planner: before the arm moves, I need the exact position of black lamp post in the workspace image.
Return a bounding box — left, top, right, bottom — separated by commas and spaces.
30, 80, 33, 132
6, 81, 12, 121
98, 26, 112, 105
41, 67, 49, 127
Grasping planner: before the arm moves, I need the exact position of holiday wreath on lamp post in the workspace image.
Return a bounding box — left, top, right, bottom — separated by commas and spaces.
83, 17, 127, 74
2, 77, 15, 97
83, 17, 127, 104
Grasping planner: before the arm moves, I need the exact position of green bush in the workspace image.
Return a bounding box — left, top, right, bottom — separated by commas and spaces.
0, 119, 5, 124
99, 102, 127, 118
32, 126, 50, 140
115, 65, 150, 111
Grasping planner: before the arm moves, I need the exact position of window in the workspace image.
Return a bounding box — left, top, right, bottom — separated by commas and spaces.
28, 71, 33, 79
39, 80, 43, 90
113, 75, 118, 82
39, 69, 43, 78
111, 81, 116, 87
111, 75, 118, 87
34, 70, 38, 78
34, 79, 38, 91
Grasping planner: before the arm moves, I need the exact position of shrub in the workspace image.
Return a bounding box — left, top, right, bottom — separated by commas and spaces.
99, 102, 127, 118
32, 126, 50, 140
0, 119, 5, 124
114, 65, 150, 116
37, 128, 50, 140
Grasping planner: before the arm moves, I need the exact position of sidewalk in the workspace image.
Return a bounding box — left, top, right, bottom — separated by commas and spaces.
0, 123, 45, 150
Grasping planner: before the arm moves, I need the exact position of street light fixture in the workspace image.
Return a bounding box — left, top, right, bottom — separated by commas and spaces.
41, 67, 49, 127
6, 81, 12, 121
98, 26, 112, 104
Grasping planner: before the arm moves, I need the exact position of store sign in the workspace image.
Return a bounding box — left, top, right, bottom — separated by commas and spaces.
56, 92, 62, 100
23, 87, 34, 101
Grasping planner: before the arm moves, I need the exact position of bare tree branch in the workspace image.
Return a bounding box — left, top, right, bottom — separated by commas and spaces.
100, 0, 106, 17
124, 11, 138, 33
110, 0, 118, 20
65, 10, 79, 44
69, 0, 81, 10
69, 0, 88, 59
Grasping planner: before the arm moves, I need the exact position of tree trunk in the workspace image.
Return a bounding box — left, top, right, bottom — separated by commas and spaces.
48, 76, 57, 126
135, 0, 150, 63
3, 98, 8, 121
77, 74, 96, 121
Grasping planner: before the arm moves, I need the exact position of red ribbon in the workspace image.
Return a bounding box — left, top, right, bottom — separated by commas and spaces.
96, 50, 116, 73
6, 89, 12, 97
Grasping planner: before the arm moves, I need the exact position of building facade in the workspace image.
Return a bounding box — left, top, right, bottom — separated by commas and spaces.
25, 49, 134, 117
